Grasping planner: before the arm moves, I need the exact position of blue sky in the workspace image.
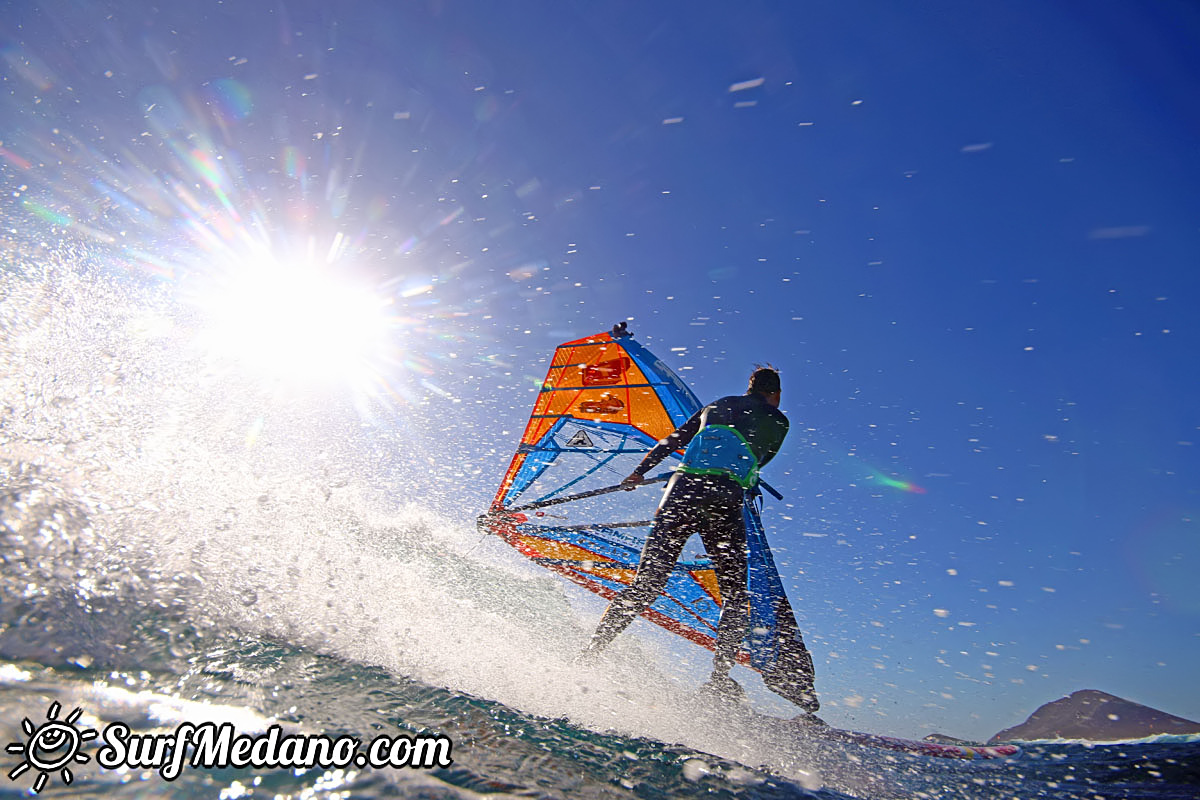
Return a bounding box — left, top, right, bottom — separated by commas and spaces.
2, 1, 1197, 739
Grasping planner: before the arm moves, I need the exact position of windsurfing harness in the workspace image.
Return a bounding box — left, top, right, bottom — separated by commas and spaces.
678, 424, 760, 488
479, 328, 818, 711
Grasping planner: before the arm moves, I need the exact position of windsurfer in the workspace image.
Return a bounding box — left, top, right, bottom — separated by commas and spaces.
581, 366, 792, 701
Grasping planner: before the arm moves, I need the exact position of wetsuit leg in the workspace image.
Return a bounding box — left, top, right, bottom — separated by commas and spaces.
697, 490, 749, 678
587, 482, 702, 651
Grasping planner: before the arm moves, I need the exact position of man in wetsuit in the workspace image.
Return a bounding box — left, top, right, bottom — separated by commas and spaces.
582, 366, 789, 700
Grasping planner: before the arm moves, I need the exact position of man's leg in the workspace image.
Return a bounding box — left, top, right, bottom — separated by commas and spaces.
585, 498, 695, 653
699, 496, 749, 681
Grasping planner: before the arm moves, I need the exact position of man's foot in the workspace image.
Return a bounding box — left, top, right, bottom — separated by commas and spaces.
573, 640, 604, 667
792, 711, 828, 727
699, 673, 746, 703
795, 690, 820, 715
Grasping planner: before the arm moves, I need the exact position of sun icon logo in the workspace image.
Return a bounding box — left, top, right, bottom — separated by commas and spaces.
6, 701, 98, 793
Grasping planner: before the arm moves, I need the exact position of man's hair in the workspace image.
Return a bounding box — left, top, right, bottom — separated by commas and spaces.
748, 365, 781, 395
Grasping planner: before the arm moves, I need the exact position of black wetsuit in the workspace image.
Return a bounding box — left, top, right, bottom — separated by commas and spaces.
589, 392, 788, 675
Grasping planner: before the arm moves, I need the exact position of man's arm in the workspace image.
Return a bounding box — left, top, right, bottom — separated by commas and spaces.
755, 414, 789, 471
621, 407, 706, 486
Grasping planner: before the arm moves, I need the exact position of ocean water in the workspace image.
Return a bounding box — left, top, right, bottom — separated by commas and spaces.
2, 263, 1197, 799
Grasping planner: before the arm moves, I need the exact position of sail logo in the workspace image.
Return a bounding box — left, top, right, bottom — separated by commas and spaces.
565, 430, 595, 448
5, 702, 454, 792
582, 356, 629, 386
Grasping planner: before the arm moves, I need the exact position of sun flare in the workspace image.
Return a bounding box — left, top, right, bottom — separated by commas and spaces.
191, 254, 395, 393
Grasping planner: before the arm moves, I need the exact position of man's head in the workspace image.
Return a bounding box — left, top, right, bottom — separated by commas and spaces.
747, 366, 781, 407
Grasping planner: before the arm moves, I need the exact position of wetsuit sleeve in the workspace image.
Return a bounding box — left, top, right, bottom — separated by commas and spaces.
632, 407, 706, 477
755, 413, 789, 470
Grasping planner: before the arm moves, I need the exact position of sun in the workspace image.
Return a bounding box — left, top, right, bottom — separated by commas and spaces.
188, 252, 397, 393
5, 701, 97, 794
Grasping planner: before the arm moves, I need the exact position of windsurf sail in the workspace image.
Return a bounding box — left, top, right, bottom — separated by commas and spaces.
479, 324, 817, 710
